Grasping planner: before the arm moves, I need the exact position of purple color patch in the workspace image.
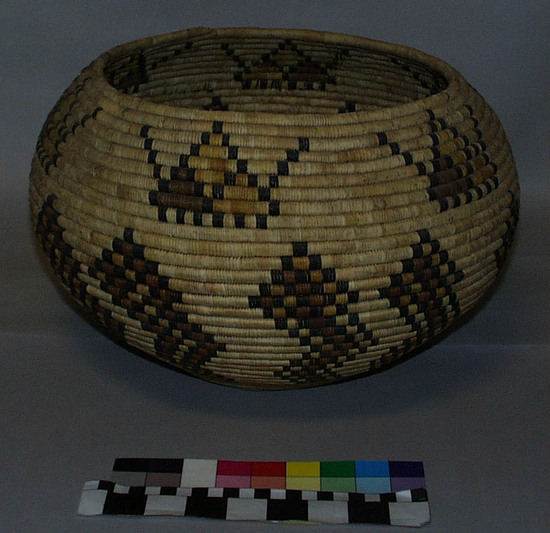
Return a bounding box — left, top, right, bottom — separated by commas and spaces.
391, 476, 427, 492
388, 461, 424, 478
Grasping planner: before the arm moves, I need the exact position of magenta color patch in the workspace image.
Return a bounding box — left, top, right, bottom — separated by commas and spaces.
217, 460, 252, 476
216, 474, 251, 488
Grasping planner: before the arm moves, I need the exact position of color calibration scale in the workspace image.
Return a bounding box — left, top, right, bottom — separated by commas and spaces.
110, 458, 426, 493
78, 458, 430, 527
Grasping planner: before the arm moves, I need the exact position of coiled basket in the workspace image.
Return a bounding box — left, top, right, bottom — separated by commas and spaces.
30, 28, 519, 389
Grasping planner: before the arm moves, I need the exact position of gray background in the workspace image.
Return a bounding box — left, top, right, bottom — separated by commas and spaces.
1, 1, 549, 531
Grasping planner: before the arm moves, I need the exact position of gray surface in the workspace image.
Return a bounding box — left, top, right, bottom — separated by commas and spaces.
1, 1, 549, 532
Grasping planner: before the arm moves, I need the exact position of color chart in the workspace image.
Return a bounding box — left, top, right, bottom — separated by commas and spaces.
78, 458, 430, 527
110, 458, 426, 493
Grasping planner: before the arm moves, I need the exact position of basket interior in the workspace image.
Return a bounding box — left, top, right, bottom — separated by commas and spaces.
104, 32, 448, 114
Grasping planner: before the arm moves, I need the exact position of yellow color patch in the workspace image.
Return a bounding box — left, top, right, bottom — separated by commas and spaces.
286, 476, 321, 491
286, 461, 320, 477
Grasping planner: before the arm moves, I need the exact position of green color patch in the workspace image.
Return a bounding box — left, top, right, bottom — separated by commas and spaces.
321, 477, 356, 492
320, 461, 355, 478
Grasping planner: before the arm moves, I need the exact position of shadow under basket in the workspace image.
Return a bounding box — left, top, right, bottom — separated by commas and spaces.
30, 28, 519, 389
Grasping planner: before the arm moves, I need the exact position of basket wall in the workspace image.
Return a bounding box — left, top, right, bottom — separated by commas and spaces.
29, 28, 519, 389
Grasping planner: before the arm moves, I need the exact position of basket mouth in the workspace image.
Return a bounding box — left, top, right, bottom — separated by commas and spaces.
98, 28, 456, 123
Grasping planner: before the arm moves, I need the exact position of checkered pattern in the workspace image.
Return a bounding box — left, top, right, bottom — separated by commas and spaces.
78, 458, 430, 526
79, 481, 429, 526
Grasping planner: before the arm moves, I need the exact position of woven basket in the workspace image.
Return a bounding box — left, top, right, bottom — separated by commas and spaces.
30, 28, 519, 389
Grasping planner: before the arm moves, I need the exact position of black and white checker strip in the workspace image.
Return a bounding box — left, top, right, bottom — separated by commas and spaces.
78, 481, 430, 527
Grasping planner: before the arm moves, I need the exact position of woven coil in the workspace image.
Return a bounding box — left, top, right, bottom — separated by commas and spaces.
30, 28, 519, 389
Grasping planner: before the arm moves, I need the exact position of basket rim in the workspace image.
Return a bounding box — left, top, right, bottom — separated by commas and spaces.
93, 26, 463, 126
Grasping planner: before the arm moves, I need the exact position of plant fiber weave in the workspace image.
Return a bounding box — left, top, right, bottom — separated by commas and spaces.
30, 28, 519, 389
